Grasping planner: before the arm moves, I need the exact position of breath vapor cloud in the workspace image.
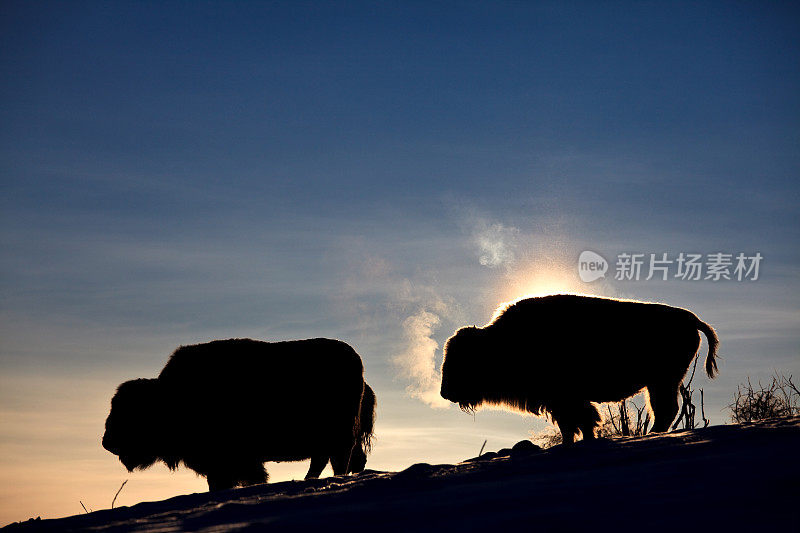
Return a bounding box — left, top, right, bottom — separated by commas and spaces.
473, 220, 520, 270
339, 250, 456, 409
393, 281, 454, 409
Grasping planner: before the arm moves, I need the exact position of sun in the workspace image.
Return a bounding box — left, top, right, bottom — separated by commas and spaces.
492, 261, 604, 321
504, 261, 588, 298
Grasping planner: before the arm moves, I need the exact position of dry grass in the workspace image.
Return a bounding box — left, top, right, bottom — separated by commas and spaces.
111, 479, 128, 509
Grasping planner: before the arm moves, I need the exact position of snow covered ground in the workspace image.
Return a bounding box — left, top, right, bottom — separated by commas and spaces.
4, 417, 798, 532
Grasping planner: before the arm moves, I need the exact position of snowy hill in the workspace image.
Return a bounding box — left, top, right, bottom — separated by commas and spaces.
5, 417, 798, 532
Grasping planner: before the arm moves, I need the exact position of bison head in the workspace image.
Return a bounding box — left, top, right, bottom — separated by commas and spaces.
440, 326, 487, 412
102, 378, 165, 472
348, 447, 368, 474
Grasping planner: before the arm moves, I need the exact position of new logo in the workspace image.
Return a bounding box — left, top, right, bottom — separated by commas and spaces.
578, 251, 608, 282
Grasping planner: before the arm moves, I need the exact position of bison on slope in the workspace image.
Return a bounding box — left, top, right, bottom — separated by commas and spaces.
102, 338, 375, 491
440, 294, 719, 444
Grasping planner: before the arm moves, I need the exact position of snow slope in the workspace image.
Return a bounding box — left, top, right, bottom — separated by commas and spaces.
4, 417, 798, 532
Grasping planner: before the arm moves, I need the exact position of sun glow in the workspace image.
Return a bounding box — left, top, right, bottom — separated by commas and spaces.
492, 260, 607, 322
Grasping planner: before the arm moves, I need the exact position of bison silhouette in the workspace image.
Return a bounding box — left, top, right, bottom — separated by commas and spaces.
440, 294, 719, 444
102, 338, 375, 491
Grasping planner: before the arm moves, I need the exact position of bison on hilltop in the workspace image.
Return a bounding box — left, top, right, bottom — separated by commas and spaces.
102, 338, 375, 491
440, 294, 719, 444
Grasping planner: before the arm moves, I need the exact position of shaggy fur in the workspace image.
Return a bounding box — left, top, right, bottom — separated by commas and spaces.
440, 295, 719, 444
348, 383, 376, 474
102, 338, 375, 491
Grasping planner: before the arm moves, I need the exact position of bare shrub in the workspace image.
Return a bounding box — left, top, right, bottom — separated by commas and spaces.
532, 426, 562, 448
670, 357, 710, 430
601, 396, 651, 437
729, 373, 799, 423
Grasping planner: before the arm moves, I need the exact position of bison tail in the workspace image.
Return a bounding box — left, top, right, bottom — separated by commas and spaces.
696, 318, 720, 378
354, 415, 374, 453
358, 426, 374, 453
357, 384, 377, 453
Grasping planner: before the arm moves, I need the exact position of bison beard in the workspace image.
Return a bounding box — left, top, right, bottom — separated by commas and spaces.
440, 295, 719, 444
102, 338, 376, 491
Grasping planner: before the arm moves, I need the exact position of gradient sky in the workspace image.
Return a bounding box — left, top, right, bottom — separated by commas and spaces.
1, 1, 798, 524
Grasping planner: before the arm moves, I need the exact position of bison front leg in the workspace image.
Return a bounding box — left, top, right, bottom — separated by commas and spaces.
206, 471, 235, 491
557, 421, 578, 445
579, 403, 601, 441
550, 401, 600, 445
237, 463, 268, 487
549, 407, 578, 445
206, 461, 267, 490
305, 455, 329, 479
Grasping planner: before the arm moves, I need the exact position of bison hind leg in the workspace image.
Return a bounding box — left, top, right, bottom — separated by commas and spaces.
646, 382, 681, 433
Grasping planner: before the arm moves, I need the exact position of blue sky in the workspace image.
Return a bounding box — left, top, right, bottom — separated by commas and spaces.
1, 1, 798, 522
